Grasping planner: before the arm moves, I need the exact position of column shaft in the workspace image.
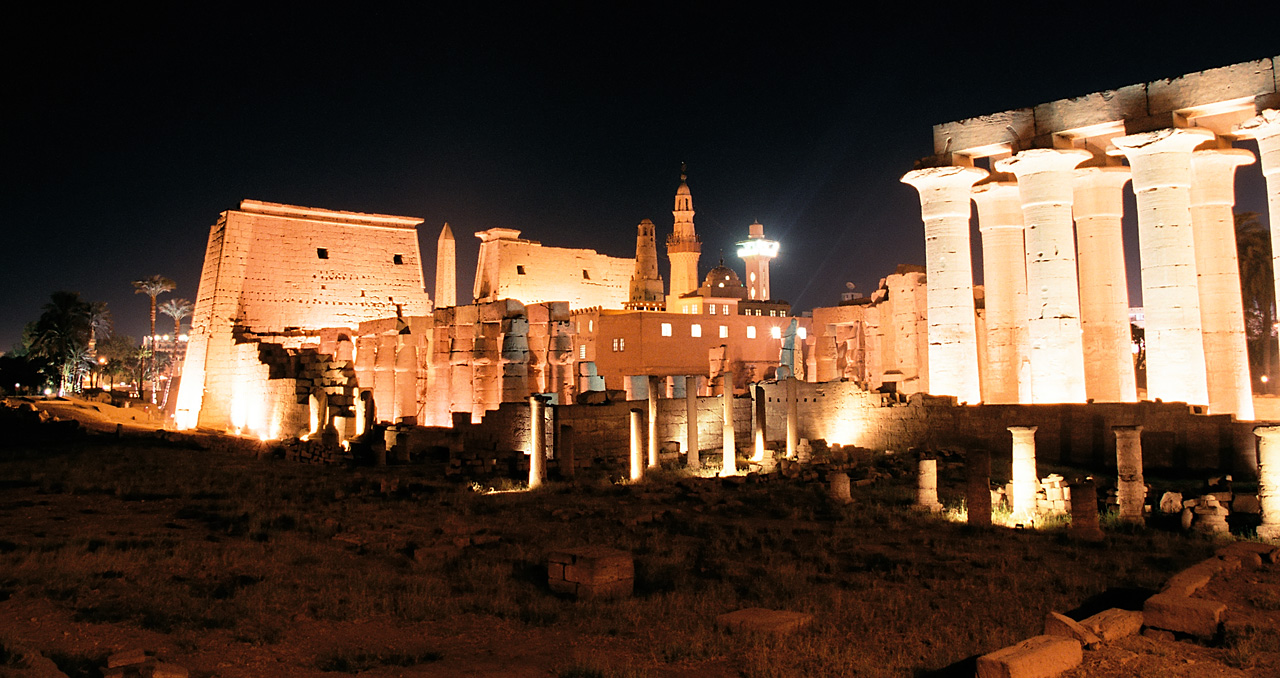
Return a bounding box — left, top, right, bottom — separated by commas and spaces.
1111, 128, 1215, 406
901, 166, 987, 403
528, 396, 544, 489
786, 377, 799, 458
629, 408, 643, 482
685, 376, 700, 470
995, 149, 1092, 403
752, 384, 766, 462
973, 181, 1028, 404
721, 371, 737, 476
1190, 149, 1256, 418
1009, 426, 1039, 520
647, 376, 660, 467
1073, 167, 1137, 403
1113, 426, 1144, 524
1254, 424, 1280, 539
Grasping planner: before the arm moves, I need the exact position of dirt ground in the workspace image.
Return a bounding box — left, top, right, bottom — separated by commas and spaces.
1, 396, 1278, 677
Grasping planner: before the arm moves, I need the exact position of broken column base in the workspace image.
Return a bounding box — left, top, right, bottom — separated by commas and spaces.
547, 546, 634, 599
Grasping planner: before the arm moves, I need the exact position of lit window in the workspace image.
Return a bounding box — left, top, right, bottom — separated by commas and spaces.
691, 324, 702, 338
710, 305, 717, 315
722, 305, 729, 315
771, 326, 782, 339
719, 325, 728, 338
611, 338, 618, 351
797, 327, 807, 339
619, 338, 625, 351
747, 326, 756, 339
661, 323, 672, 337
589, 320, 594, 332
750, 288, 756, 299
750, 272, 756, 282
770, 310, 777, 317
579, 344, 586, 360
718, 282, 724, 288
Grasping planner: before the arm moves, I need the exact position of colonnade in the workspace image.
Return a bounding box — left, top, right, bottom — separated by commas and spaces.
902, 110, 1280, 418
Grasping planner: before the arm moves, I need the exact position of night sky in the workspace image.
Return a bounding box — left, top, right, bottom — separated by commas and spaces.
4, 5, 1278, 352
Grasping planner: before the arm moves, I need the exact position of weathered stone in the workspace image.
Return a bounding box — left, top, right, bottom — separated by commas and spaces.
142, 663, 189, 678
547, 546, 633, 599
107, 650, 148, 668
1219, 540, 1278, 563
827, 472, 852, 505
715, 608, 813, 635
1159, 491, 1183, 514
1162, 565, 1215, 596
1232, 494, 1262, 514
1081, 608, 1144, 642
1216, 543, 1263, 569
1143, 592, 1227, 638
975, 635, 1082, 678
1043, 611, 1101, 649
1068, 480, 1104, 541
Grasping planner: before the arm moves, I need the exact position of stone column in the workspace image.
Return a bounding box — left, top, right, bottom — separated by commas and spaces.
786, 377, 799, 459
1254, 425, 1280, 539
1008, 426, 1039, 520
1191, 149, 1256, 419
629, 408, 643, 482
1113, 425, 1144, 524
901, 165, 987, 403
1111, 128, 1216, 407
528, 396, 544, 489
966, 449, 992, 526
972, 181, 1027, 404
1073, 167, 1137, 403
1235, 111, 1280, 373
721, 370, 737, 476
752, 384, 767, 462
685, 376, 700, 470
916, 458, 942, 511
994, 149, 1092, 404
647, 376, 660, 468
1068, 480, 1104, 541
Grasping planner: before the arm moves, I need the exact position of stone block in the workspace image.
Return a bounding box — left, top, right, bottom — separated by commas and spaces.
1221, 540, 1278, 563
1162, 565, 1214, 596
142, 663, 189, 678
1159, 491, 1183, 513
715, 608, 813, 635
975, 635, 1082, 678
107, 650, 148, 668
1043, 611, 1100, 649
1232, 494, 1261, 514
1081, 608, 1143, 642
1143, 593, 1227, 638
547, 546, 633, 599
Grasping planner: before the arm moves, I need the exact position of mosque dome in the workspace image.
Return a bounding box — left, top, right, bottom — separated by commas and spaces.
699, 262, 748, 298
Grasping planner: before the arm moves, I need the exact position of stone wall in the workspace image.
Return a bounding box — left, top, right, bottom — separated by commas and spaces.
473, 228, 633, 310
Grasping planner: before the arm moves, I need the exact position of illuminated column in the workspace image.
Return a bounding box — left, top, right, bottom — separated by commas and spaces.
752, 384, 766, 462
1113, 425, 1144, 524
629, 408, 643, 482
1008, 426, 1039, 520
972, 181, 1027, 404
994, 149, 1092, 404
1191, 149, 1256, 419
1111, 128, 1215, 406
647, 376, 660, 468
901, 165, 987, 403
1254, 425, 1280, 539
786, 377, 799, 459
916, 458, 942, 511
528, 396, 545, 489
721, 370, 737, 476
1235, 111, 1280, 374
1073, 167, 1137, 403
685, 376, 700, 470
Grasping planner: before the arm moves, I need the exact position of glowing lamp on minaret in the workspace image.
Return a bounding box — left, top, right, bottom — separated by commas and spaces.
736, 222, 779, 301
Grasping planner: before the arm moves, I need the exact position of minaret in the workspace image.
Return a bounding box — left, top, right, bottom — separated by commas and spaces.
736, 221, 779, 301
626, 219, 665, 310
435, 222, 456, 308
666, 165, 702, 309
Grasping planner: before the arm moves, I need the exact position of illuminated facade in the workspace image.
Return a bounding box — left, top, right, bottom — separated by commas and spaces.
737, 221, 778, 301
904, 57, 1280, 418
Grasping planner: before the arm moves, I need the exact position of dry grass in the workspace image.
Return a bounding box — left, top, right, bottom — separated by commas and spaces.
0, 437, 1225, 676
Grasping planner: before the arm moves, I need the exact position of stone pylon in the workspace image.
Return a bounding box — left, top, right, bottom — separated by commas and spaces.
1111, 128, 1215, 408
995, 149, 1092, 404
435, 223, 456, 308
627, 219, 665, 310
901, 165, 987, 404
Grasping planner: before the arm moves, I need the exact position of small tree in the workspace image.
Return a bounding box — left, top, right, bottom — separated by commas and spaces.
132, 275, 176, 402
158, 298, 192, 407
28, 291, 93, 395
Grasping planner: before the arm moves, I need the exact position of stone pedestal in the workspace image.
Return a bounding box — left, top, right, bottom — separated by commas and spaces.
685, 375, 700, 470
916, 458, 942, 511
629, 408, 643, 482
901, 165, 987, 404
995, 149, 1092, 404
721, 371, 736, 476
1190, 149, 1255, 419
972, 181, 1027, 404
1113, 426, 1144, 524
1072, 167, 1137, 403
528, 396, 545, 489
1253, 425, 1280, 539
1068, 480, 1104, 541
967, 449, 992, 526
1111, 128, 1215, 407
1009, 426, 1039, 521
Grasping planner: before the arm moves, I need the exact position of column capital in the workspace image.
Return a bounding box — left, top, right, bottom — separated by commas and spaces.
1109, 127, 1215, 157
1112, 425, 1143, 435
972, 181, 1023, 232
1192, 147, 1256, 171
1233, 109, 1280, 140
994, 148, 1092, 176
1192, 148, 1256, 206
1254, 424, 1280, 438
1073, 165, 1132, 188
901, 165, 988, 190
1008, 425, 1038, 435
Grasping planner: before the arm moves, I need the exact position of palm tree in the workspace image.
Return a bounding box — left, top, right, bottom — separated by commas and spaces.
86, 301, 111, 355
28, 291, 93, 395
1236, 212, 1274, 394
133, 275, 175, 402
158, 298, 192, 407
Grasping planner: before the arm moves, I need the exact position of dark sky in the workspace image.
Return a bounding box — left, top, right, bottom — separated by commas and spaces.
4, 5, 1277, 351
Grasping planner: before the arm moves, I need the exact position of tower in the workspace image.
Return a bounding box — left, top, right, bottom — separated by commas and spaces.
736, 221, 779, 300
666, 165, 702, 309
435, 222, 456, 308
626, 218, 665, 310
